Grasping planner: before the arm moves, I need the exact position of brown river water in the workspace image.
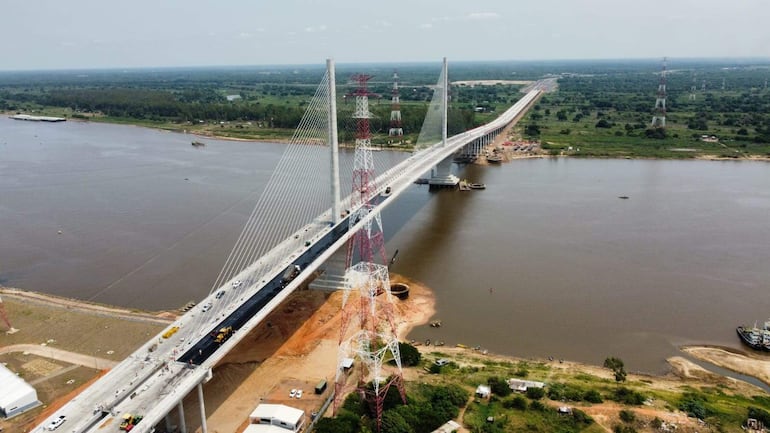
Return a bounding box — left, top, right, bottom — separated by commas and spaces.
2, 117, 769, 372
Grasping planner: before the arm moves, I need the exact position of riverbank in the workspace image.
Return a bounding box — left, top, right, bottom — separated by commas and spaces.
3, 278, 770, 432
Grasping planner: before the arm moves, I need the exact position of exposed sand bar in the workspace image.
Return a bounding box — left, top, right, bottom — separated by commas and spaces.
682, 345, 770, 386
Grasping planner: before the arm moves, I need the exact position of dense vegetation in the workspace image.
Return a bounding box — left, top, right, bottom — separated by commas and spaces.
516, 60, 770, 158
3, 58, 770, 156
0, 61, 527, 145
314, 381, 469, 433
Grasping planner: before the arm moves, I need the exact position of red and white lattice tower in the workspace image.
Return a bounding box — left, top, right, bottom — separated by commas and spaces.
0, 295, 19, 334
651, 57, 667, 128
335, 75, 406, 431
388, 70, 403, 140
344, 74, 387, 269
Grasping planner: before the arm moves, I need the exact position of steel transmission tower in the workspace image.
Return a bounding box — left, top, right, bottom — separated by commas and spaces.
690, 73, 697, 101
344, 74, 386, 268
651, 57, 667, 128
388, 70, 403, 141
335, 74, 406, 431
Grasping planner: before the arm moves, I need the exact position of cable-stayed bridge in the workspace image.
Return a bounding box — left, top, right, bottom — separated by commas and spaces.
32, 59, 545, 433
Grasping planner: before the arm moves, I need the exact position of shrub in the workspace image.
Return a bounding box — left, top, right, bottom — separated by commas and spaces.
584, 389, 603, 403
529, 400, 546, 411
612, 424, 637, 433
503, 395, 528, 410
679, 392, 709, 420
526, 387, 545, 400
514, 367, 529, 378
572, 408, 593, 425
619, 409, 636, 423
611, 387, 645, 405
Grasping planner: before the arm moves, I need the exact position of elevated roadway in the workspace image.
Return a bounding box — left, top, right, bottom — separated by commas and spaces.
32, 83, 543, 433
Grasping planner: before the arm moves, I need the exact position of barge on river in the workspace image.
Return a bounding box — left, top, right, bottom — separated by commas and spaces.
736, 320, 770, 351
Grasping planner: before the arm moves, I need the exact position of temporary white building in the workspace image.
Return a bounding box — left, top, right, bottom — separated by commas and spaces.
0, 364, 41, 418
249, 404, 305, 432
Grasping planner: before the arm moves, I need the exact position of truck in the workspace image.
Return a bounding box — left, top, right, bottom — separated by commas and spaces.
214, 326, 233, 344
119, 414, 143, 431
162, 326, 179, 339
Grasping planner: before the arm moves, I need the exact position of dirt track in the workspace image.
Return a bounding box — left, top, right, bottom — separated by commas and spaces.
0, 344, 117, 369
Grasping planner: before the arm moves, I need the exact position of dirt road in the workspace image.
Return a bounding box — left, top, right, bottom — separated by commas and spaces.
0, 344, 117, 369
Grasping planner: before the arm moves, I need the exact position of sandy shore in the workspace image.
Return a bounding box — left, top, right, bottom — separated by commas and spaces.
682, 345, 770, 386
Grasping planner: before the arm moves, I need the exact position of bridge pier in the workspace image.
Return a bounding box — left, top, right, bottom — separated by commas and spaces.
428, 156, 459, 189
178, 401, 187, 433
165, 414, 173, 432
197, 383, 208, 433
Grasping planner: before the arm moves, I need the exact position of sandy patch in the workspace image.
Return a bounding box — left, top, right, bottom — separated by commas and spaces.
683, 345, 770, 386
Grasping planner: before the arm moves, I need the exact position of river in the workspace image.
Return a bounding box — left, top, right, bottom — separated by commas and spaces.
2, 117, 769, 372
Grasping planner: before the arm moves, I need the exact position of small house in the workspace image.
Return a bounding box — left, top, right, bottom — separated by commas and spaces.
507, 379, 545, 393
475, 385, 491, 399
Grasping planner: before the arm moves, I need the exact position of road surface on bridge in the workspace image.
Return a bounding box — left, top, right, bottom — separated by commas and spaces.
32, 84, 543, 433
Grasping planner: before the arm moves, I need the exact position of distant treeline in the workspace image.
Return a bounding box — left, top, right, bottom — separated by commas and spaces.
0, 87, 479, 134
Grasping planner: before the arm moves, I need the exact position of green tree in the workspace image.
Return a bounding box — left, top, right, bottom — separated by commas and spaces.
604, 357, 627, 383
524, 123, 541, 137
396, 342, 421, 367
487, 376, 512, 397
314, 410, 361, 433
381, 410, 413, 433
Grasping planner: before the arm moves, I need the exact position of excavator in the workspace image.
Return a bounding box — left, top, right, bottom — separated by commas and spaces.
214, 326, 233, 344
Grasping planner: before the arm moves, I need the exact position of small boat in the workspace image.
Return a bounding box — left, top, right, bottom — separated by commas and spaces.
469, 183, 486, 190
414, 178, 429, 185
191, 140, 205, 147
382, 186, 392, 197
434, 341, 445, 347
456, 343, 468, 349
618, 196, 629, 199
430, 320, 442, 328
425, 339, 431, 346
487, 155, 503, 163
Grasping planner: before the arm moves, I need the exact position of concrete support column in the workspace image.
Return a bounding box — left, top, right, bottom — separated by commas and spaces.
178, 401, 187, 433
198, 383, 208, 433
165, 414, 173, 432
429, 156, 459, 187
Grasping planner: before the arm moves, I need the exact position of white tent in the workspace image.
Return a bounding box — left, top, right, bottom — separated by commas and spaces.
0, 364, 40, 418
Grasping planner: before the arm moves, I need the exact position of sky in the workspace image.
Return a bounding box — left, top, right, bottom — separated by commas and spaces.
2, 0, 769, 70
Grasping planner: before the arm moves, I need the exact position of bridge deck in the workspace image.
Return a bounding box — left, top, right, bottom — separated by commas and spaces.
32, 86, 543, 433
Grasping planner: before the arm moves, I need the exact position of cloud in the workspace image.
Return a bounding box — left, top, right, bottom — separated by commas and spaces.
418, 23, 433, 29
467, 12, 501, 20
239, 32, 253, 39
60, 41, 77, 47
